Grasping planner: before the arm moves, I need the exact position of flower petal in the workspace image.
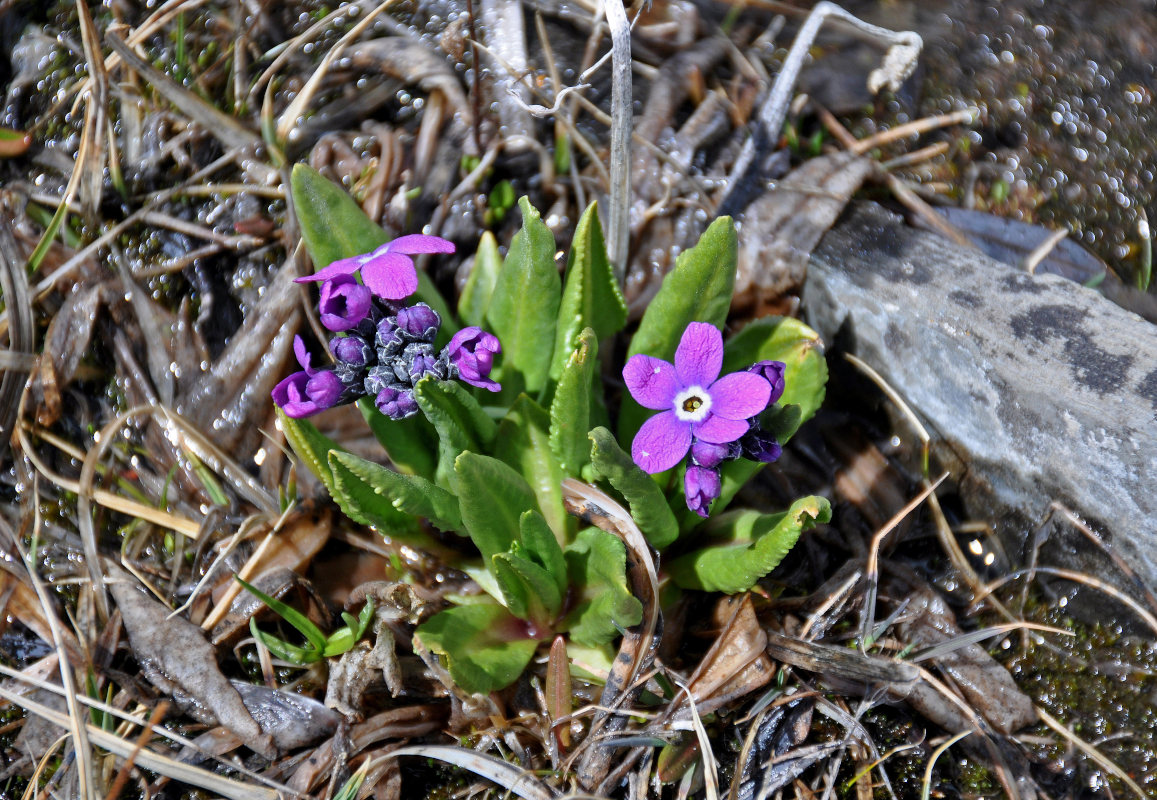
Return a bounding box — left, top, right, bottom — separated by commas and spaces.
292, 335, 315, 375
295, 254, 364, 284
674, 322, 723, 387
362, 252, 419, 299
692, 414, 749, 444
631, 411, 692, 474
707, 372, 772, 419
623, 354, 681, 410
384, 234, 456, 255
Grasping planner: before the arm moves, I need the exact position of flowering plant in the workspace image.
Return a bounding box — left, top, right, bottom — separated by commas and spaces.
274, 165, 829, 692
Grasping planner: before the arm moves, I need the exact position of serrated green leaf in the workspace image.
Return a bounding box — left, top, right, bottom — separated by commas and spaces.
414, 378, 498, 488
329, 451, 461, 532
454, 452, 538, 562
549, 328, 597, 476
619, 216, 738, 442
415, 604, 540, 694
519, 510, 566, 596
327, 451, 422, 537
720, 316, 828, 429
277, 408, 342, 498
460, 231, 501, 327
494, 395, 567, 538
493, 551, 562, 625
562, 527, 643, 646
290, 164, 455, 333
359, 398, 438, 480
666, 496, 832, 593
549, 203, 626, 380
588, 427, 679, 549
486, 197, 560, 394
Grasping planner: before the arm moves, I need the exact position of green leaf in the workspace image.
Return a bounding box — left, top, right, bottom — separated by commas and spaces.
290, 164, 455, 330
359, 398, 438, 480
588, 427, 679, 549
322, 599, 375, 657
413, 378, 498, 488
459, 231, 501, 327
493, 551, 562, 625
518, 510, 567, 596
720, 316, 828, 431
329, 451, 462, 532
277, 408, 342, 498
549, 328, 597, 476
486, 197, 561, 394
549, 203, 627, 380
666, 496, 832, 593
327, 451, 422, 538
236, 576, 327, 651
619, 216, 738, 442
415, 604, 540, 694
494, 395, 567, 539
250, 622, 318, 665
562, 527, 643, 646
454, 452, 538, 562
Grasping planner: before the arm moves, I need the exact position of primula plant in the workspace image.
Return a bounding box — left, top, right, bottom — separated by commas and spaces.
271, 164, 830, 693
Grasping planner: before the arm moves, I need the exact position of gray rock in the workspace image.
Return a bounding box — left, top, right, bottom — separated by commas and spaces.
804, 202, 1157, 595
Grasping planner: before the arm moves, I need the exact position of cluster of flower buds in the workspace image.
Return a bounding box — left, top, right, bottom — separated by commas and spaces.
273, 236, 501, 420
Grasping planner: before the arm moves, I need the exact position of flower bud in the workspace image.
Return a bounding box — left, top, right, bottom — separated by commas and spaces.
690, 439, 739, 468
330, 334, 374, 368
740, 426, 782, 463
445, 326, 501, 392
747, 360, 786, 406
318, 275, 372, 332
395, 303, 441, 342
684, 465, 721, 518
375, 386, 419, 419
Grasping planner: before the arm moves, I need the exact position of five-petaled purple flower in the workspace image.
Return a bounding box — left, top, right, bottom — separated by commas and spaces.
296, 234, 455, 301
446, 327, 502, 392
623, 322, 772, 474
272, 336, 346, 418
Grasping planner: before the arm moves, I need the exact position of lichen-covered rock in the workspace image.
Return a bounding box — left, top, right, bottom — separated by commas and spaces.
805, 202, 1157, 598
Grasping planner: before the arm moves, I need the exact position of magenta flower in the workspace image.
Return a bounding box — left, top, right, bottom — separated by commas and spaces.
446, 327, 502, 392
685, 465, 722, 518
318, 274, 372, 331
272, 336, 345, 418
296, 234, 455, 301
623, 322, 772, 474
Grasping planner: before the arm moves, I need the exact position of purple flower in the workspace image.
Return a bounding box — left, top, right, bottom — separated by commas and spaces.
272, 336, 346, 418
295, 234, 455, 301
747, 360, 786, 407
445, 327, 502, 392
318, 275, 372, 331
395, 303, 441, 341
623, 322, 772, 474
375, 386, 419, 419
684, 465, 721, 518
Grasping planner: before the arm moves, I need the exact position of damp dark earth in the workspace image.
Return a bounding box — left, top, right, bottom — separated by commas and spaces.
0, 0, 1155, 799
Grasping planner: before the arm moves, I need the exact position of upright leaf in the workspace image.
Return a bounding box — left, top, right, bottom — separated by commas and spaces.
486, 198, 560, 394
519, 510, 567, 596
414, 378, 498, 488
562, 527, 643, 646
493, 551, 562, 626
459, 231, 501, 327
290, 164, 455, 331
278, 408, 341, 497
359, 398, 437, 480
549, 328, 597, 476
588, 427, 679, 549
619, 216, 738, 441
415, 604, 540, 694
549, 203, 626, 380
666, 496, 832, 593
329, 451, 461, 532
720, 316, 828, 430
494, 396, 567, 538
454, 452, 538, 562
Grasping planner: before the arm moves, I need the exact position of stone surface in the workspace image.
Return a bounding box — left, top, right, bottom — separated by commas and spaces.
804, 202, 1157, 594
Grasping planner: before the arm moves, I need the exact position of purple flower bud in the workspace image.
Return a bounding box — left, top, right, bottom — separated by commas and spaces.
741, 426, 782, 464
272, 370, 345, 418
747, 360, 786, 406
690, 439, 740, 468
318, 275, 372, 332
395, 303, 441, 342
330, 334, 374, 368
375, 386, 419, 419
364, 365, 400, 398
684, 465, 722, 518
445, 326, 501, 392
376, 317, 405, 358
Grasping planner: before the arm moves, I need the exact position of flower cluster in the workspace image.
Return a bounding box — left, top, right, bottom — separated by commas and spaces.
624, 322, 786, 517
273, 235, 501, 419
